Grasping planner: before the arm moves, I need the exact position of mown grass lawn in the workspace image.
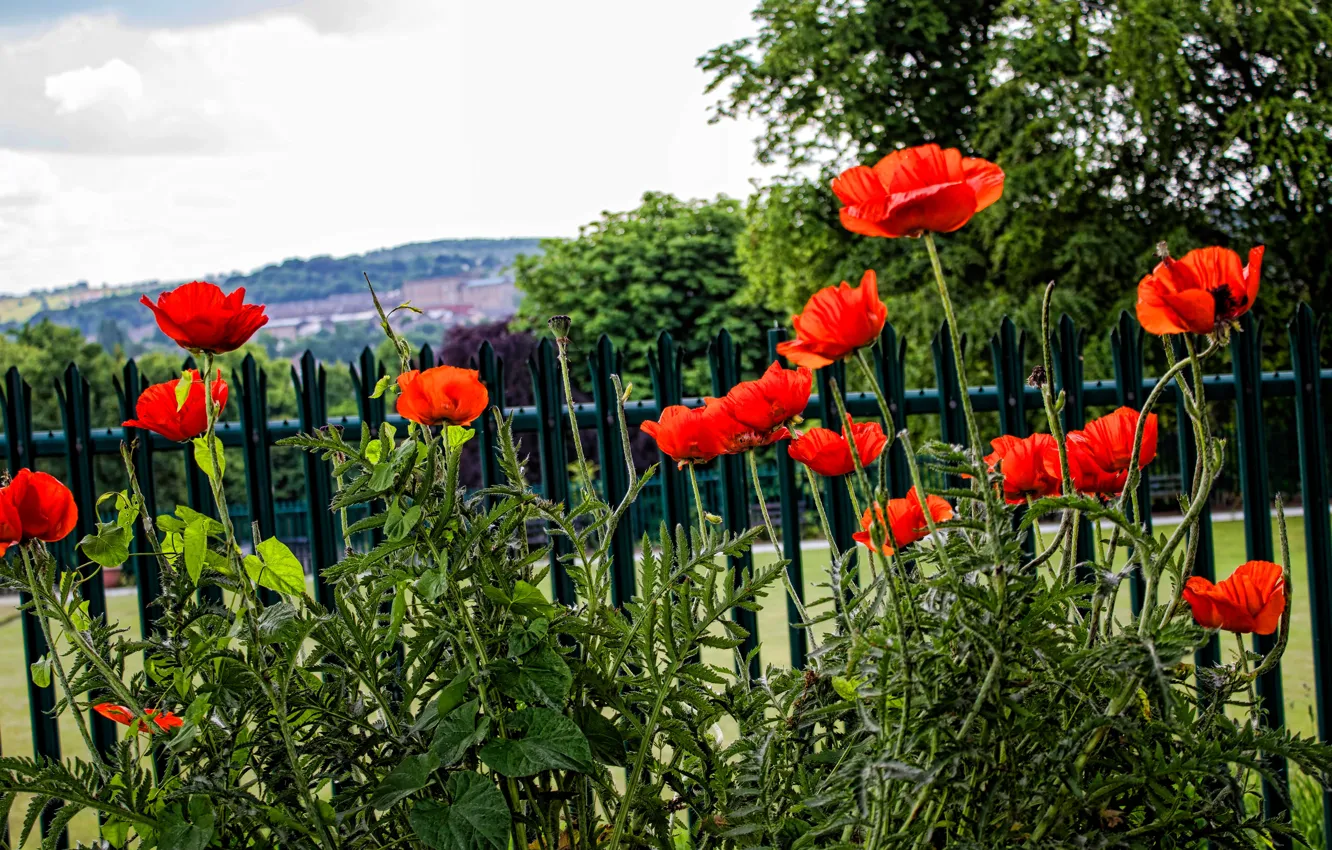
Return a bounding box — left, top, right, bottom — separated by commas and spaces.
1, 516, 1324, 846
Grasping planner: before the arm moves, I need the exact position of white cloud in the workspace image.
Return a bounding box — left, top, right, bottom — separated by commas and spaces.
44, 57, 143, 113
0, 1, 772, 294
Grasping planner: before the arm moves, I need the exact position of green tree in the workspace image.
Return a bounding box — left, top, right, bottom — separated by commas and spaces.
514, 192, 781, 393
702, 0, 1332, 376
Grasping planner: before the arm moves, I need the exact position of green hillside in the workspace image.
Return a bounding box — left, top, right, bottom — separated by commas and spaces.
0, 237, 542, 339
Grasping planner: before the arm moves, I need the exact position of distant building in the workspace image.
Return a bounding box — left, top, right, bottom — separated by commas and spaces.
401, 274, 519, 319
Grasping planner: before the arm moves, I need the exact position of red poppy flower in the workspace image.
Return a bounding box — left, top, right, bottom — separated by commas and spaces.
140, 281, 269, 354
122, 370, 227, 443
853, 487, 954, 555
1136, 246, 1263, 336
0, 469, 78, 547
1183, 560, 1285, 635
788, 416, 888, 477
716, 361, 812, 435
93, 703, 184, 734
395, 365, 489, 427
775, 270, 888, 369
642, 405, 727, 468
711, 408, 791, 455
1056, 407, 1158, 496
832, 144, 1005, 239
0, 495, 20, 557
984, 433, 1062, 504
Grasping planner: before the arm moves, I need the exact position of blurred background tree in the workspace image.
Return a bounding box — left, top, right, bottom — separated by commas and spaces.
701, 0, 1332, 378
514, 192, 782, 394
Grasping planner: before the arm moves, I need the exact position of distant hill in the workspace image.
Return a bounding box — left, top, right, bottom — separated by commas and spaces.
0, 237, 544, 341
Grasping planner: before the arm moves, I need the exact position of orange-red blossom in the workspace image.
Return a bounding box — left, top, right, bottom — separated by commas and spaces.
1183, 560, 1285, 635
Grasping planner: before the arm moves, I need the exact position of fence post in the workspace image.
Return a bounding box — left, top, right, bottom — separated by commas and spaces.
236, 354, 279, 606
767, 329, 808, 668
815, 362, 857, 554
115, 361, 163, 636
1171, 338, 1219, 672
529, 339, 576, 604
1051, 315, 1095, 570
648, 332, 688, 534
2, 366, 64, 845
55, 364, 118, 759
418, 343, 436, 370
990, 317, 1028, 438
931, 321, 968, 450
1289, 303, 1332, 839
709, 329, 760, 678
1110, 311, 1153, 612
182, 357, 223, 606
588, 335, 635, 607
351, 347, 387, 549
990, 317, 1033, 554
1231, 313, 1289, 841
873, 323, 911, 498
292, 352, 339, 611
473, 341, 504, 497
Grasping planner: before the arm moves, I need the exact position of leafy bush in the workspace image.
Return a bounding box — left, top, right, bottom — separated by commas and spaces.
1, 143, 1328, 850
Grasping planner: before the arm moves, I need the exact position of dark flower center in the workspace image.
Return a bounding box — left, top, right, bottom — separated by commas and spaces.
1211, 286, 1247, 328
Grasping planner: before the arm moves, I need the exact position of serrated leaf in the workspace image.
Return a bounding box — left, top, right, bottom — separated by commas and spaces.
510, 580, 553, 619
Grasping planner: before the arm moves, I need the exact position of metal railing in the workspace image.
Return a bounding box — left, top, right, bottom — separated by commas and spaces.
2, 307, 1331, 845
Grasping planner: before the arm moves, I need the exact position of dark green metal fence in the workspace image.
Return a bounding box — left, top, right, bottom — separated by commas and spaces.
2, 307, 1331, 846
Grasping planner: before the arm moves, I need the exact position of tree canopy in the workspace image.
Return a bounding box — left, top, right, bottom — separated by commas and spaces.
514, 192, 782, 393
702, 0, 1332, 375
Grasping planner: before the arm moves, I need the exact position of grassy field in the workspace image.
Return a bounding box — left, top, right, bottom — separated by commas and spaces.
1, 516, 1324, 845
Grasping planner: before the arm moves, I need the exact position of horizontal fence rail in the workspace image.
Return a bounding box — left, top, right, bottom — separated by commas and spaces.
1, 307, 1330, 846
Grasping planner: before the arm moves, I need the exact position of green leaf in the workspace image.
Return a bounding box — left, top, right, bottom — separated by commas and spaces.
479, 707, 592, 777
371, 752, 441, 811
78, 522, 131, 568
158, 802, 213, 850
244, 537, 306, 596
386, 502, 422, 541
102, 818, 130, 848
192, 435, 225, 481
183, 517, 207, 584
574, 705, 626, 766
370, 374, 393, 399
507, 617, 548, 657
495, 645, 571, 707
175, 370, 193, 410
257, 602, 301, 643
832, 676, 863, 701
409, 772, 510, 850
364, 440, 383, 465
174, 505, 224, 535
431, 699, 489, 767
417, 568, 446, 602
70, 600, 91, 631
446, 426, 475, 448
510, 580, 554, 619
30, 655, 51, 689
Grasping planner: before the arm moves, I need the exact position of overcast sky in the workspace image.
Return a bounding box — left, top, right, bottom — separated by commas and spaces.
0, 0, 772, 294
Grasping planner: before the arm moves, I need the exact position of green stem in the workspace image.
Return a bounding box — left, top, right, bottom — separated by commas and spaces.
802, 464, 840, 561
923, 232, 982, 453
687, 463, 708, 538
20, 547, 107, 769
748, 452, 815, 645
